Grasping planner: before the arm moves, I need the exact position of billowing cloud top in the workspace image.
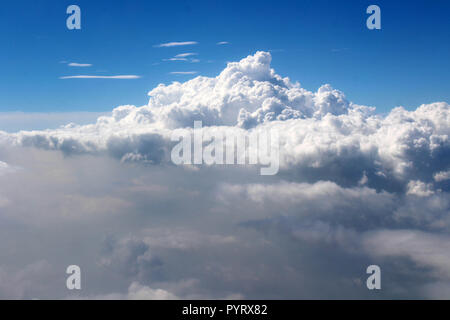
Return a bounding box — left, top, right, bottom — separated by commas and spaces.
145, 51, 351, 128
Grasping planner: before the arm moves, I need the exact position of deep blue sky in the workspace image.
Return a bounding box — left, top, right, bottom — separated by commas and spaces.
0, 0, 449, 114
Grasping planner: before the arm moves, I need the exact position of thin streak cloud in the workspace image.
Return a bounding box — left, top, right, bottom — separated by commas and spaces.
154, 41, 198, 47
68, 63, 93, 67
169, 71, 198, 75
174, 53, 197, 58
163, 58, 188, 61
59, 75, 141, 79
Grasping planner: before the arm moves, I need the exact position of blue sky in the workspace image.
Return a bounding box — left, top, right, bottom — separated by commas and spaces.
0, 0, 449, 114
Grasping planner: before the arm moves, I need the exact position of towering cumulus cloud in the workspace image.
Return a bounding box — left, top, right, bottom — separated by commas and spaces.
0, 52, 449, 299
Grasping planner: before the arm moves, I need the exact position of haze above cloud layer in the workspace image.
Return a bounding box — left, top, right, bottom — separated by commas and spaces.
0, 52, 449, 299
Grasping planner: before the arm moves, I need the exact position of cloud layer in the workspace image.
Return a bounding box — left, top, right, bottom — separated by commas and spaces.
0, 51, 449, 299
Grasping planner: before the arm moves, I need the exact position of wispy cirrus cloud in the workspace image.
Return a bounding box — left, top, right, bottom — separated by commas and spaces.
169, 71, 197, 75
216, 41, 229, 45
174, 53, 197, 58
163, 58, 188, 62
154, 41, 198, 48
59, 75, 141, 79
163, 53, 199, 63
68, 63, 93, 67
